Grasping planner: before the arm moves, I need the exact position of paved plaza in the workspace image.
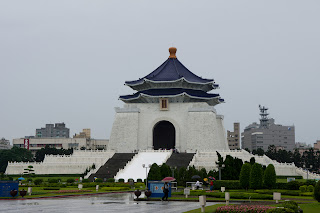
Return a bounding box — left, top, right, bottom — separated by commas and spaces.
0, 193, 223, 213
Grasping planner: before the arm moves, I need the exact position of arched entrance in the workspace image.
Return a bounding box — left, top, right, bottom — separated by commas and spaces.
153, 121, 175, 150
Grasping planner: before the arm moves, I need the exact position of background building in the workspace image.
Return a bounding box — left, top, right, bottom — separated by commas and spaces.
227, 123, 240, 149
241, 105, 295, 152
0, 138, 11, 150
314, 140, 320, 150
36, 123, 69, 138
74, 129, 91, 139
13, 138, 109, 155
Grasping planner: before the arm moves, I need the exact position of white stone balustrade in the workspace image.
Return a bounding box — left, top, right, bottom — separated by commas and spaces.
5, 150, 115, 175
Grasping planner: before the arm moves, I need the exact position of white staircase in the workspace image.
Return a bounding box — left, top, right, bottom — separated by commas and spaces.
114, 150, 172, 181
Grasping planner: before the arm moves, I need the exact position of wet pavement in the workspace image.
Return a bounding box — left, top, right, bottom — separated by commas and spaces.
0, 193, 223, 213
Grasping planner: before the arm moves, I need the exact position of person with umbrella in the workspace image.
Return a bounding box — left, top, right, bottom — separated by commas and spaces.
161, 181, 169, 201
161, 177, 175, 201
208, 176, 216, 191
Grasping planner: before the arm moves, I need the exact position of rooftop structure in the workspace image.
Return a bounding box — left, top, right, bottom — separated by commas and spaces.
227, 123, 240, 150
120, 47, 224, 106
36, 123, 70, 138
241, 105, 295, 152
74, 129, 91, 139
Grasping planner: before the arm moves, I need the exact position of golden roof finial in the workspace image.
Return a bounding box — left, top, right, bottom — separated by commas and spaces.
169, 47, 177, 58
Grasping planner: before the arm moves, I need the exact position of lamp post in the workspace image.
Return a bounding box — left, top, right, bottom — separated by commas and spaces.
217, 164, 225, 180
171, 166, 177, 178
303, 165, 313, 180
142, 164, 151, 189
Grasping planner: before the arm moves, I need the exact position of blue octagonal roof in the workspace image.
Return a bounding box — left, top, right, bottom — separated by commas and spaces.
125, 58, 214, 86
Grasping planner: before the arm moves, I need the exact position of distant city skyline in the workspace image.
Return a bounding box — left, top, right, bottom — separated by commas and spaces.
1, 1, 319, 146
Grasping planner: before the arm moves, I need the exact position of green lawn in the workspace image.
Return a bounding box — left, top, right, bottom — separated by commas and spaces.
299, 203, 320, 213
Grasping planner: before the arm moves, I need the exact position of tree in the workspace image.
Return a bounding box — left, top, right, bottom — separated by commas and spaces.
160, 163, 171, 178
239, 163, 251, 190
23, 165, 35, 176
178, 167, 187, 186
147, 163, 161, 181
314, 180, 320, 202
264, 164, 276, 189
250, 157, 255, 165
35, 145, 73, 162
0, 147, 34, 173
250, 163, 263, 189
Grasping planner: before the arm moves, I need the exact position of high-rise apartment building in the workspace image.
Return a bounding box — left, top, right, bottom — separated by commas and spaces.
227, 123, 240, 149
0, 138, 11, 150
241, 106, 295, 152
35, 123, 70, 138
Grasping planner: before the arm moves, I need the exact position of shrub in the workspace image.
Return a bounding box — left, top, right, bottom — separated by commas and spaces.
34, 178, 43, 185
267, 208, 295, 212
307, 185, 314, 192
134, 183, 145, 188
305, 179, 316, 186
118, 179, 124, 183
27, 178, 32, 182
299, 185, 307, 192
43, 187, 60, 190
264, 164, 276, 189
95, 178, 103, 183
107, 178, 115, 183
137, 179, 142, 183
280, 201, 299, 212
216, 205, 274, 213
314, 180, 320, 202
66, 178, 74, 183
100, 187, 130, 191
239, 163, 251, 190
212, 180, 241, 190
48, 178, 59, 183
82, 179, 89, 183
275, 183, 288, 189
286, 181, 301, 190
250, 163, 263, 189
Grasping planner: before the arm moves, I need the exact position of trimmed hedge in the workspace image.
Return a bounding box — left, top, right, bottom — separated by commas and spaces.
212, 180, 241, 190
276, 176, 302, 179
101, 187, 130, 191
254, 189, 300, 196
107, 178, 115, 183
43, 187, 60, 190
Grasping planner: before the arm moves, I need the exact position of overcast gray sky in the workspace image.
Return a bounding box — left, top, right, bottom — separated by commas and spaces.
1, 1, 319, 146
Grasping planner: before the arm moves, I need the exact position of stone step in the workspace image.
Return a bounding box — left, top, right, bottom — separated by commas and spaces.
165, 153, 195, 169
88, 153, 136, 181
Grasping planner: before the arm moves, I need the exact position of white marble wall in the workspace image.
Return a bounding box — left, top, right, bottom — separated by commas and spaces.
108, 102, 229, 153
5, 150, 115, 175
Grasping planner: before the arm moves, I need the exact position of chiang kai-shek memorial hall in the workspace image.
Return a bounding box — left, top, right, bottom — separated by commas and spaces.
108, 47, 229, 153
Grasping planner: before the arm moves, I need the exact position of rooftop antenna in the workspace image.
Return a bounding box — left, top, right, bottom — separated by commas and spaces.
259, 105, 269, 128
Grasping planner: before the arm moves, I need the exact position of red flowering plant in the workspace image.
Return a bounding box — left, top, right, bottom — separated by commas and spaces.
216, 205, 274, 213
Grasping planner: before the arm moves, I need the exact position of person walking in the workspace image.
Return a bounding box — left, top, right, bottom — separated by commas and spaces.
210, 180, 214, 191
161, 182, 169, 201
195, 180, 201, 190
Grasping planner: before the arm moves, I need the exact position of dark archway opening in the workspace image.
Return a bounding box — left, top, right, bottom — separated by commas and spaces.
153, 121, 175, 150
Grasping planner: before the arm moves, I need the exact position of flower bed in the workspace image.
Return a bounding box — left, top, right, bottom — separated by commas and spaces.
216, 205, 274, 213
